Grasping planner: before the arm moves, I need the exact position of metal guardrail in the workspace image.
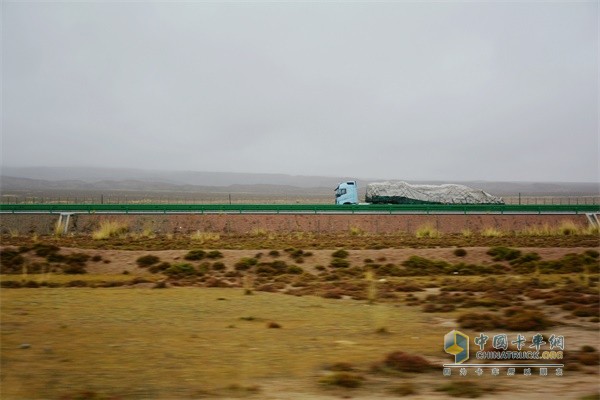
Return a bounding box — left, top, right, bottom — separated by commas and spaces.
0, 204, 599, 215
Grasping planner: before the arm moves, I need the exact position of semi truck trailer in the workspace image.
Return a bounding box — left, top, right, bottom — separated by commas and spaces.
335, 181, 504, 205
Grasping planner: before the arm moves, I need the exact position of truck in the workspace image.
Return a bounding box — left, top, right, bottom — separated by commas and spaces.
335, 180, 504, 205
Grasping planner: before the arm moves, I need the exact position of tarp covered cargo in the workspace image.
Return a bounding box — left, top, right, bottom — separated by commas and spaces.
365, 181, 504, 205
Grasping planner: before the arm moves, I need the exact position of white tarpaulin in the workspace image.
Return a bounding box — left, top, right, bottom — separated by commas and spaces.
365, 181, 504, 204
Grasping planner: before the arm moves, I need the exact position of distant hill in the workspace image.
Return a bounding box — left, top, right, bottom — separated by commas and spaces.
1, 166, 598, 196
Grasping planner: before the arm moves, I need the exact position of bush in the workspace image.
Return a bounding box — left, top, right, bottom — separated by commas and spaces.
212, 262, 226, 271
383, 351, 432, 373
331, 249, 349, 259
62, 264, 87, 274
319, 373, 364, 388
33, 244, 60, 257
454, 248, 467, 257
164, 263, 197, 277
286, 265, 304, 275
206, 250, 223, 259
330, 258, 350, 268
0, 249, 25, 273
136, 255, 160, 267
184, 249, 206, 261
234, 257, 258, 271
487, 247, 521, 262
268, 250, 280, 257
402, 256, 450, 276
457, 312, 502, 331
65, 253, 91, 266
148, 262, 171, 274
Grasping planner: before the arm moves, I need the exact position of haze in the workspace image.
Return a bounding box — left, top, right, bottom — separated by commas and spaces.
2, 1, 598, 183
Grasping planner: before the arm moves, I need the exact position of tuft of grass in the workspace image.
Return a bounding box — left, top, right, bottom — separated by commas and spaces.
461, 228, 473, 238
190, 231, 220, 243
349, 226, 365, 236
92, 221, 129, 240
319, 372, 364, 388
481, 227, 503, 237
415, 224, 441, 239
558, 220, 581, 236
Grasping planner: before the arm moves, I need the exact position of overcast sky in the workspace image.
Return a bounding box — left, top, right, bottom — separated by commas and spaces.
2, 1, 598, 182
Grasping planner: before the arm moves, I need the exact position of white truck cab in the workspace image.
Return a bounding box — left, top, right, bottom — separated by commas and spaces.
334, 181, 359, 205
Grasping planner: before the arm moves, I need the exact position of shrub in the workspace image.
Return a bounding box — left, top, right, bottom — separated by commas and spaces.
0, 249, 25, 273
164, 263, 197, 277
330, 258, 350, 268
267, 322, 282, 329
235, 257, 258, 271
584, 250, 599, 259
184, 249, 206, 261
454, 248, 467, 257
33, 244, 60, 257
331, 249, 349, 259
383, 351, 432, 373
319, 373, 364, 388
206, 250, 223, 259
268, 250, 280, 257
286, 265, 304, 275
149, 262, 171, 274
402, 256, 450, 276
503, 309, 554, 331
212, 262, 226, 271
136, 255, 160, 267
487, 247, 521, 262
65, 253, 91, 266
457, 312, 502, 331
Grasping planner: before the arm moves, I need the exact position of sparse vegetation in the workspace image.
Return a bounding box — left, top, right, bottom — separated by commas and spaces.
92, 221, 129, 240
415, 223, 441, 238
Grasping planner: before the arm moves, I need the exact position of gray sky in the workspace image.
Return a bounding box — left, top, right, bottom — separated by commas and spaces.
2, 1, 598, 182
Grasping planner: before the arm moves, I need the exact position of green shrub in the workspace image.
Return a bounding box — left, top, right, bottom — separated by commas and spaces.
331, 249, 349, 259
212, 262, 226, 271
149, 262, 171, 274
319, 372, 364, 388
65, 253, 91, 266
164, 263, 197, 277
234, 257, 258, 271
487, 247, 522, 262
136, 255, 160, 267
287, 265, 304, 275
206, 250, 223, 259
401, 256, 450, 276
184, 249, 206, 261
330, 258, 350, 268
